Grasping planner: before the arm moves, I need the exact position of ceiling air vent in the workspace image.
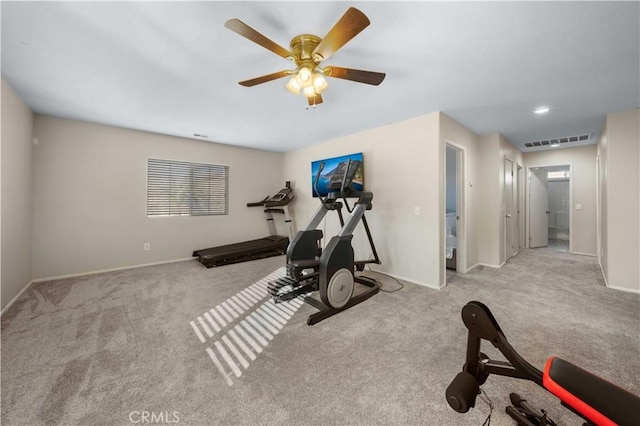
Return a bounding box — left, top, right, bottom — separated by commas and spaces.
522, 133, 591, 149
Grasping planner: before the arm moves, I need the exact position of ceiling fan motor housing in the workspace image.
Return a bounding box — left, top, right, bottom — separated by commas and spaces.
290, 34, 322, 64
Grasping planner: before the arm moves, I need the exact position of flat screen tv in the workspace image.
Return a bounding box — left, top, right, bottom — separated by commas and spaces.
311, 152, 364, 197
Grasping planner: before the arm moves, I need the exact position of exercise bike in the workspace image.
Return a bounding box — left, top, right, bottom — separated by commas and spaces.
446, 301, 640, 425
268, 159, 380, 326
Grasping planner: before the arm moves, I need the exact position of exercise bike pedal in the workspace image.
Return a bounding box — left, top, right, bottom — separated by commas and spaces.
269, 275, 316, 303
507, 393, 557, 426
267, 276, 294, 297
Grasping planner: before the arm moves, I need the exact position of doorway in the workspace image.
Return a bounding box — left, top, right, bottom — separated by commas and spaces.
445, 142, 465, 281
528, 165, 571, 253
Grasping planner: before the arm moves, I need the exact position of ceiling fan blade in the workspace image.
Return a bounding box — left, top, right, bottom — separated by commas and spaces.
324, 66, 385, 85
225, 18, 291, 59
312, 7, 370, 62
239, 70, 291, 87
307, 93, 323, 106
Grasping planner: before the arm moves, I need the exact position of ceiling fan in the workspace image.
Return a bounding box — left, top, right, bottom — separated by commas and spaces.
225, 7, 386, 107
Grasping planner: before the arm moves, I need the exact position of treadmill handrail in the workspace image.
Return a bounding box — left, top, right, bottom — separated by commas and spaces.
247, 196, 269, 207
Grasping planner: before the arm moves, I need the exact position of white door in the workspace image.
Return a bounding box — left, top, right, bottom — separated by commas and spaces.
529, 168, 549, 248
504, 158, 516, 260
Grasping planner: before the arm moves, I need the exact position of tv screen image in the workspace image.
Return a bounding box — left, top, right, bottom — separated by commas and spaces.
311, 152, 364, 197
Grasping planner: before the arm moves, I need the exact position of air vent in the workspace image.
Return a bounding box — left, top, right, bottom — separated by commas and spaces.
522, 133, 591, 149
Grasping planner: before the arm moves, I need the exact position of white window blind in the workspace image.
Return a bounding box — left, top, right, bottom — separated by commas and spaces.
147, 159, 228, 217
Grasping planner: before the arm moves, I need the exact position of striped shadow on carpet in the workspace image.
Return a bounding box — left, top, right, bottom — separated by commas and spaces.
188, 267, 306, 386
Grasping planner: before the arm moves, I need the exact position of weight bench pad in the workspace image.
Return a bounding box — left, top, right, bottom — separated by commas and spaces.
543, 357, 640, 426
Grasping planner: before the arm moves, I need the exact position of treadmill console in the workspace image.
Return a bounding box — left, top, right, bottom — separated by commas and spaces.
265, 182, 294, 207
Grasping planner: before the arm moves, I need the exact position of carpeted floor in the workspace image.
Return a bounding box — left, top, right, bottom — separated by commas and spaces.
1, 249, 639, 425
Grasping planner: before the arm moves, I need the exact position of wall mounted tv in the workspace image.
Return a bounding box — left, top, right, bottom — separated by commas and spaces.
311, 152, 364, 197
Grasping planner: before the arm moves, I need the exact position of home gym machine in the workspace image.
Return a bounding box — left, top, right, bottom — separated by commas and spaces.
268, 159, 380, 326
446, 301, 640, 426
192, 183, 295, 268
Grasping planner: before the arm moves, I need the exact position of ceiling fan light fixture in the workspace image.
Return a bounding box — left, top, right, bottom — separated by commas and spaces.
296, 66, 313, 87
303, 86, 316, 97
286, 77, 301, 95
312, 72, 328, 93
226, 8, 384, 106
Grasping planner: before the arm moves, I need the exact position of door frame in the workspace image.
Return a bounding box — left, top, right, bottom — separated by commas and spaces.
525, 163, 573, 252
503, 156, 516, 263
443, 141, 466, 283
517, 163, 525, 250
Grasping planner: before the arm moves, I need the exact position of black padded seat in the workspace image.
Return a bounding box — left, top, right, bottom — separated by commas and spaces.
543, 357, 640, 426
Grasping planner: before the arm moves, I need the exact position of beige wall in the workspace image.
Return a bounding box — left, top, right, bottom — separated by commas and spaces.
476, 134, 501, 266
1, 78, 34, 310
524, 145, 598, 256
474, 133, 524, 267
599, 109, 640, 292
284, 113, 442, 288
440, 113, 479, 275
32, 116, 284, 279
499, 134, 524, 264
597, 124, 609, 279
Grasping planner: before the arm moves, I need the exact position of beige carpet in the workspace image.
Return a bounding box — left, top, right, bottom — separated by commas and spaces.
2, 249, 639, 425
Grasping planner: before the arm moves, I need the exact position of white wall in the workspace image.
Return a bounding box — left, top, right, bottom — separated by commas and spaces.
284, 113, 442, 288
524, 145, 597, 256
598, 108, 640, 292
32, 116, 284, 279
1, 78, 34, 310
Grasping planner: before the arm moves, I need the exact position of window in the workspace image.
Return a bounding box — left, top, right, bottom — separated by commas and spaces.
547, 170, 570, 180
147, 158, 228, 217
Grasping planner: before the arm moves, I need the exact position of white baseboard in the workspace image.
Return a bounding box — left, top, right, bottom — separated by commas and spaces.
1, 279, 34, 317
477, 262, 504, 269
570, 251, 597, 257
465, 263, 481, 272
606, 284, 640, 294
32, 257, 194, 283
598, 262, 609, 287
597, 262, 639, 293
365, 267, 440, 290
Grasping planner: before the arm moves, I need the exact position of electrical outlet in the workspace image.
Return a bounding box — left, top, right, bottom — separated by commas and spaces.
414, 206, 421, 215
144, 243, 150, 251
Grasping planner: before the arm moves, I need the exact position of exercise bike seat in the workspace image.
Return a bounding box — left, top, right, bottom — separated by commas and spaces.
543, 356, 640, 426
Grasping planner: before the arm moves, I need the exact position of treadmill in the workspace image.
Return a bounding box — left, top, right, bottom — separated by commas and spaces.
192, 182, 295, 268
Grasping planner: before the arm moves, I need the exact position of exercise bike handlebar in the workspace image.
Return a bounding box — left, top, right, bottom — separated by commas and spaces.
313, 162, 325, 202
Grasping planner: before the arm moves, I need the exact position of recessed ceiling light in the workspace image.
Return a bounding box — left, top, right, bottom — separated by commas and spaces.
534, 106, 550, 114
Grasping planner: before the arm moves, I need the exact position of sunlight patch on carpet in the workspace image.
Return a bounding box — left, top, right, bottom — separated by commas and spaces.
189, 267, 304, 386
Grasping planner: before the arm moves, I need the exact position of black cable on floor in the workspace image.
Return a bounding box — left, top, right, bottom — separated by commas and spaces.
361, 262, 404, 293
478, 388, 494, 426
359, 251, 404, 293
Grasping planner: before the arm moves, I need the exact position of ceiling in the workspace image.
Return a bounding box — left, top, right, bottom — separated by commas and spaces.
2, 2, 638, 153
